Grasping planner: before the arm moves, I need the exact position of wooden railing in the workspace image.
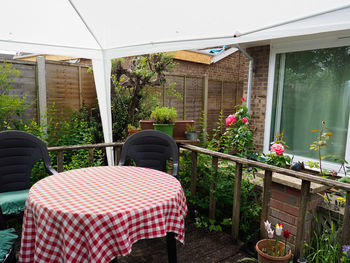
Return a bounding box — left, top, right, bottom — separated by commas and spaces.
47, 142, 350, 261
180, 144, 350, 261
48, 142, 123, 172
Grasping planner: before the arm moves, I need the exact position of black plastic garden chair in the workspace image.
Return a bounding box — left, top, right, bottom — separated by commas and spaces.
0, 228, 17, 263
118, 130, 179, 177
0, 130, 57, 229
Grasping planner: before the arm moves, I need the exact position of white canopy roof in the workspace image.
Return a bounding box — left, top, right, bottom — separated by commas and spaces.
1, 0, 350, 164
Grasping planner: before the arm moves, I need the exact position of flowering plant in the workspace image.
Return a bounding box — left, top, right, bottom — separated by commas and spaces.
222, 97, 255, 157
263, 220, 290, 257
341, 245, 350, 262
262, 133, 291, 167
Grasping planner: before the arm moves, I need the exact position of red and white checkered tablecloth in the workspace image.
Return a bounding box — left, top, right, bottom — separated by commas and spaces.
19, 166, 187, 263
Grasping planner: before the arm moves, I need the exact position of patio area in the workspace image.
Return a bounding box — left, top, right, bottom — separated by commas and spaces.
12, 218, 253, 263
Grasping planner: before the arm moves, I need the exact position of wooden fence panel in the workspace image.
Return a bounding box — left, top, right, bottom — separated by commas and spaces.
1, 61, 37, 121
223, 81, 243, 117
184, 77, 204, 130
46, 63, 80, 118
165, 75, 185, 119
80, 66, 97, 107
207, 80, 222, 134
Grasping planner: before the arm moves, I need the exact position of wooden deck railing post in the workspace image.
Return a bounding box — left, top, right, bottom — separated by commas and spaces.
341, 191, 350, 248
88, 148, 94, 166
190, 151, 198, 197
209, 156, 218, 220
294, 180, 311, 261
260, 170, 272, 239
57, 150, 63, 172
232, 162, 243, 243
114, 146, 122, 165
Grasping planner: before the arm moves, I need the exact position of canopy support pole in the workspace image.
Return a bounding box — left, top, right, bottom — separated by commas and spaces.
92, 57, 114, 165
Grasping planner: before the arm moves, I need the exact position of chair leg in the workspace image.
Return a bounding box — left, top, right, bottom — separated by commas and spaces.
0, 208, 6, 230
166, 232, 177, 263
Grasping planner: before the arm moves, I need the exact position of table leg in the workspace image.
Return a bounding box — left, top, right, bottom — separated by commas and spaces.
166, 232, 177, 263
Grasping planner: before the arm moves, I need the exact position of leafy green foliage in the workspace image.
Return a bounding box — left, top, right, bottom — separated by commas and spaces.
304, 212, 341, 263
0, 62, 31, 129
309, 121, 336, 175
179, 151, 261, 241
150, 106, 177, 124
223, 104, 255, 157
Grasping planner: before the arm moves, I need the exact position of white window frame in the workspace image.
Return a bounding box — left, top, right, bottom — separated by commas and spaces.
264, 33, 350, 173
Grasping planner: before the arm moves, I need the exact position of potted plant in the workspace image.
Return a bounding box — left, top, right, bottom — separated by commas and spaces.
127, 124, 141, 136
256, 220, 292, 263
185, 123, 198, 141
150, 106, 177, 136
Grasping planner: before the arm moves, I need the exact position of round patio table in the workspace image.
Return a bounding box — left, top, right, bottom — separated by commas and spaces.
19, 166, 187, 263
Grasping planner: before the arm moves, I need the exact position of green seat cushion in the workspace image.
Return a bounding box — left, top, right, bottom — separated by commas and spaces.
0, 189, 29, 215
0, 228, 17, 262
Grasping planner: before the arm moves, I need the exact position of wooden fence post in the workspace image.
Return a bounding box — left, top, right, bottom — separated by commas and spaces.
202, 75, 208, 141
209, 156, 218, 220
36, 56, 47, 133
78, 66, 82, 109
294, 180, 310, 261
114, 146, 121, 165
88, 148, 94, 166
341, 191, 350, 248
57, 150, 63, 172
232, 163, 243, 243
190, 151, 198, 197
260, 170, 273, 239
183, 76, 187, 120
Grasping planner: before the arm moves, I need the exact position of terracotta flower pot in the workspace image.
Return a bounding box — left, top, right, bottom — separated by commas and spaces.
256, 239, 292, 263
128, 128, 141, 136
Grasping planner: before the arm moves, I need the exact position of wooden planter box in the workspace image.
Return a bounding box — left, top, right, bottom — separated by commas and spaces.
139, 120, 195, 140
173, 120, 195, 140
139, 120, 154, 130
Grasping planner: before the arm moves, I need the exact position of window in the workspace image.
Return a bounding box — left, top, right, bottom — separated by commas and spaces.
269, 46, 350, 165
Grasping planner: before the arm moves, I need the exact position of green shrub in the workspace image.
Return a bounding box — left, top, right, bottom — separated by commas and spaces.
179, 151, 261, 241
150, 106, 177, 124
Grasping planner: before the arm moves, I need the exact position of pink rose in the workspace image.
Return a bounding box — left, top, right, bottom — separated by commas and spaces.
241, 97, 245, 102
242, 117, 248, 123
226, 115, 236, 126
270, 143, 285, 156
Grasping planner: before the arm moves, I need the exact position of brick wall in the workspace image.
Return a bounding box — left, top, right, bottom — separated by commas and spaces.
268, 182, 322, 251
242, 45, 270, 151
174, 51, 246, 83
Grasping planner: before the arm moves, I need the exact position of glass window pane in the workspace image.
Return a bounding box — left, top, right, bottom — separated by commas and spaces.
272, 46, 350, 159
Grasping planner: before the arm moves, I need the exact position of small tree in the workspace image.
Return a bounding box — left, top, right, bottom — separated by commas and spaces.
111, 53, 178, 140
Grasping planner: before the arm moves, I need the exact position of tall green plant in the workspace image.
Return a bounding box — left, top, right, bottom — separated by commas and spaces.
0, 62, 31, 129
304, 211, 341, 263
308, 121, 335, 175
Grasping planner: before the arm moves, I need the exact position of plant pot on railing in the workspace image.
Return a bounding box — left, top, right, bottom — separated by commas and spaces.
153, 123, 175, 137
256, 239, 292, 263
150, 106, 177, 137
139, 120, 154, 130
185, 131, 198, 141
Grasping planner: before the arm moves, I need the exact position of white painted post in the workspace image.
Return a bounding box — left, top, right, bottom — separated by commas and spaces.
36, 56, 47, 133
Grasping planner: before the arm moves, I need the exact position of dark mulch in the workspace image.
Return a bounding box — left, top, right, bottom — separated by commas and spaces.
11, 218, 256, 263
